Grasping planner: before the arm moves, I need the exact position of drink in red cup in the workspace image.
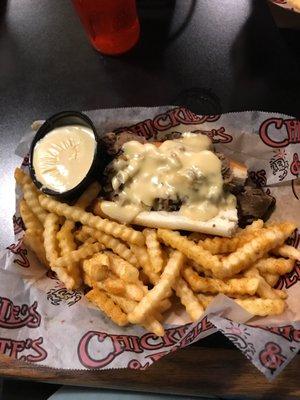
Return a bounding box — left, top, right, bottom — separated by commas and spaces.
72, 0, 140, 55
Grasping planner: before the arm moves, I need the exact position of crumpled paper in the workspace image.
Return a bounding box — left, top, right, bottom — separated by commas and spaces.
0, 106, 299, 380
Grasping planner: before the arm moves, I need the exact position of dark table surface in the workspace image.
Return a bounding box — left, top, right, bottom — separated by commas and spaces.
0, 0, 300, 397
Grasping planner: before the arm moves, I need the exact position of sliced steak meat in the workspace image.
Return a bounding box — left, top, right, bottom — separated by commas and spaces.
152, 197, 182, 212
101, 131, 146, 156
216, 152, 232, 185
235, 178, 276, 228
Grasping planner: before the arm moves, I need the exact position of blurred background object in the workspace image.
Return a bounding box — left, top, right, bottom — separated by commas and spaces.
72, 0, 140, 55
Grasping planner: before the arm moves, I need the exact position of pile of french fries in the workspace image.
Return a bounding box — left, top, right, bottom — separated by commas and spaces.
15, 168, 300, 336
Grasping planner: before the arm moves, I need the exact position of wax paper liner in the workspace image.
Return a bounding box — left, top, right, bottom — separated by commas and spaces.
0, 106, 300, 380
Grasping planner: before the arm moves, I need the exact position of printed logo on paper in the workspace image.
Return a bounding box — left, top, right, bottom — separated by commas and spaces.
114, 107, 221, 139
6, 239, 30, 269
275, 229, 300, 289
290, 153, 300, 177
249, 169, 267, 187
77, 316, 214, 369
258, 324, 300, 343
0, 297, 41, 329
188, 127, 232, 144
218, 320, 255, 361
0, 336, 47, 363
259, 342, 286, 374
276, 260, 300, 290
259, 118, 300, 148
47, 287, 82, 307
269, 149, 289, 181
13, 215, 25, 235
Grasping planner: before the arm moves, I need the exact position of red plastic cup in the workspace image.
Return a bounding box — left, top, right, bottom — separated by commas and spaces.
72, 0, 140, 55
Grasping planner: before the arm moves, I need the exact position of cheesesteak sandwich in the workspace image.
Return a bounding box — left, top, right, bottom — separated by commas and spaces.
96, 131, 275, 237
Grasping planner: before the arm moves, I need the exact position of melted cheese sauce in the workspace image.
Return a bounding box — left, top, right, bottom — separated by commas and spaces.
106, 133, 236, 223
33, 125, 96, 192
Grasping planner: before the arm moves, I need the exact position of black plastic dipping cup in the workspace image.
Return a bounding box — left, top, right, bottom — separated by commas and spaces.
29, 111, 103, 201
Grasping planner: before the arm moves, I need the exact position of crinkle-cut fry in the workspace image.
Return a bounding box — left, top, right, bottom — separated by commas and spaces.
139, 270, 150, 285
20, 199, 44, 232
142, 318, 165, 337
130, 245, 160, 285
86, 288, 128, 326
58, 182, 100, 252
39, 194, 144, 245
82, 253, 110, 282
157, 229, 222, 276
57, 221, 77, 256
182, 267, 259, 296
197, 294, 215, 309
235, 297, 286, 316
159, 298, 172, 313
273, 245, 300, 260
52, 266, 77, 290
107, 252, 140, 283
58, 181, 100, 255
109, 294, 165, 336
78, 237, 97, 247
44, 213, 82, 289
262, 273, 280, 287
173, 277, 204, 321
76, 181, 101, 209
197, 293, 285, 316
14, 168, 31, 186
201, 235, 245, 255
57, 181, 100, 255
220, 223, 296, 279
188, 232, 208, 242
245, 267, 286, 300
128, 251, 185, 324
98, 274, 144, 301
130, 245, 173, 298
53, 242, 103, 268
144, 229, 164, 273
65, 263, 82, 289
188, 261, 213, 277
255, 257, 294, 275
23, 229, 48, 267
243, 219, 265, 231
122, 281, 145, 302
98, 276, 125, 295
108, 294, 137, 313
82, 226, 138, 267
44, 213, 78, 289
108, 294, 165, 336
43, 213, 60, 265
24, 184, 48, 223
108, 293, 169, 316
200, 220, 264, 255
74, 229, 90, 243
83, 272, 94, 287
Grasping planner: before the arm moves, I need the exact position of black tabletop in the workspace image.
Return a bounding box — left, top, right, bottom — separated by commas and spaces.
0, 0, 299, 248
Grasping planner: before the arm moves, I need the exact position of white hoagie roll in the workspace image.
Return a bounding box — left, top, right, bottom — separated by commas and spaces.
229, 159, 248, 184
133, 209, 238, 237
97, 147, 248, 237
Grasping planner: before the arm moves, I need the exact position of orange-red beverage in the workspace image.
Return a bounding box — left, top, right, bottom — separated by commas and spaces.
72, 0, 140, 55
